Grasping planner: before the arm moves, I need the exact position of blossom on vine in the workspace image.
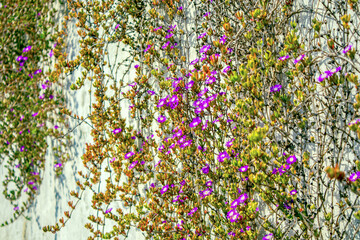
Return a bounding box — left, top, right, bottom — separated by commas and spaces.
185, 80, 194, 90
279, 55, 289, 61
105, 208, 112, 214
290, 189, 297, 195
34, 69, 42, 75
231, 198, 241, 208
204, 12, 211, 17
150, 183, 156, 188
228, 231, 236, 237
180, 140, 192, 148
190, 58, 199, 65
263, 233, 274, 240
173, 195, 180, 202
32, 112, 38, 117
202, 120, 208, 130
199, 45, 211, 54
220, 35, 227, 44
342, 44, 352, 54
325, 66, 342, 78
200, 188, 213, 199
270, 84, 282, 93
129, 161, 138, 170
14, 206, 19, 211
168, 24, 176, 32
173, 129, 183, 138
165, 33, 174, 39
161, 185, 169, 194
239, 165, 249, 172
134, 65, 139, 68
205, 180, 212, 187
113, 128, 122, 134
294, 54, 305, 64
225, 139, 234, 147
162, 41, 170, 49
218, 151, 230, 162
124, 151, 135, 159
144, 45, 151, 52
20, 146, 25, 152
205, 75, 216, 84
198, 88, 208, 97
198, 32, 207, 39
286, 155, 297, 164
223, 66, 231, 73
349, 172, 358, 182
246, 226, 251, 231
158, 115, 167, 123
154, 26, 162, 31
190, 117, 201, 128
23, 45, 32, 52
188, 207, 198, 216
202, 164, 210, 174
239, 193, 248, 203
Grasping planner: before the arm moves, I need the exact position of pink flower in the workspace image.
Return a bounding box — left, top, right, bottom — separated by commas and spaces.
158, 115, 167, 123
286, 155, 297, 164
342, 44, 352, 54
290, 189, 297, 195
279, 55, 289, 61
294, 54, 305, 64
198, 32, 207, 39
161, 185, 169, 194
190, 117, 201, 128
188, 207, 198, 216
105, 208, 112, 214
124, 151, 135, 159
113, 128, 122, 134
263, 233, 273, 240
239, 165, 249, 172
129, 161, 138, 170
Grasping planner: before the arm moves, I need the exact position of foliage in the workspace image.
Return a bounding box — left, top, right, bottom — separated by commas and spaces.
0, 0, 71, 226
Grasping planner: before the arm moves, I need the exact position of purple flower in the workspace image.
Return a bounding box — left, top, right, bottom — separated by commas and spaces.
198, 32, 207, 39
294, 54, 305, 64
23, 46, 32, 52
113, 128, 122, 134
20, 146, 25, 152
105, 208, 112, 214
200, 188, 213, 199
202, 164, 210, 174
144, 45, 152, 52
49, 49, 53, 57
16, 56, 23, 62
231, 198, 241, 209
165, 33, 174, 39
263, 233, 273, 240
190, 58, 199, 65
161, 185, 169, 194
222, 66, 231, 73
239, 193, 248, 203
185, 80, 194, 90
202, 121, 208, 130
150, 183, 156, 188
157, 97, 167, 108
290, 189, 297, 195
14, 206, 19, 211
239, 165, 249, 172
204, 12, 210, 17
154, 26, 162, 31
34, 69, 42, 75
129, 160, 138, 170
225, 139, 234, 147
342, 44, 352, 54
317, 73, 328, 82
325, 66, 342, 78
190, 117, 202, 128
180, 180, 186, 186
349, 172, 358, 182
115, 24, 120, 29
180, 140, 192, 148
173, 195, 180, 202
158, 115, 167, 123
198, 88, 208, 97
286, 155, 297, 164
124, 151, 135, 159
220, 35, 227, 44
188, 207, 198, 216
199, 45, 211, 54
205, 180, 212, 187
168, 24, 176, 32
162, 41, 170, 49
32, 112, 38, 117
205, 75, 216, 84
134, 65, 139, 68
218, 151, 230, 162
270, 84, 282, 93
54, 125, 59, 129
279, 55, 289, 61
